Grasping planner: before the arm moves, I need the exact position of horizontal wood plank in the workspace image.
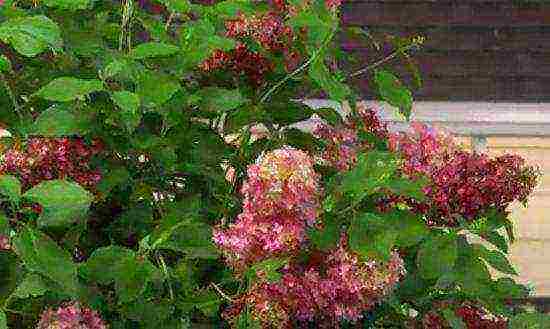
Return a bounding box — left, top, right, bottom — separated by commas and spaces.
342, 2, 550, 27
340, 26, 550, 53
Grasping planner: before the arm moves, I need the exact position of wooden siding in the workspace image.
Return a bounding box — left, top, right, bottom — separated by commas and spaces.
341, 1, 550, 101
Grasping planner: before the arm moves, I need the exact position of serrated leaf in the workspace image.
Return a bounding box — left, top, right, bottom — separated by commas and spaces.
130, 42, 180, 59
374, 69, 413, 120
309, 56, 351, 102
0, 15, 63, 57
137, 72, 180, 108
474, 244, 518, 275
35, 77, 104, 102
42, 0, 93, 10
266, 101, 314, 126
11, 273, 49, 299
0, 175, 21, 203
339, 151, 399, 203
0, 55, 11, 73
348, 212, 397, 262
80, 245, 158, 302
23, 180, 93, 228
308, 215, 339, 251
111, 91, 141, 132
12, 226, 79, 296
417, 233, 458, 280
31, 106, 91, 136
197, 87, 247, 113
385, 209, 429, 247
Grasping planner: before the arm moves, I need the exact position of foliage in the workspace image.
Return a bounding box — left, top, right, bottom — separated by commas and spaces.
0, 0, 546, 328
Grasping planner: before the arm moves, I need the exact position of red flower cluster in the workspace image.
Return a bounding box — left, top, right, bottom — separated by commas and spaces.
226, 239, 405, 328
200, 3, 302, 85
36, 301, 107, 329
382, 122, 540, 226
421, 301, 507, 329
0, 137, 103, 191
313, 104, 390, 171
213, 147, 322, 272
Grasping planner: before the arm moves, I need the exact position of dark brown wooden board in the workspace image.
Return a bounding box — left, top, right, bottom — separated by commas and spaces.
342, 2, 550, 27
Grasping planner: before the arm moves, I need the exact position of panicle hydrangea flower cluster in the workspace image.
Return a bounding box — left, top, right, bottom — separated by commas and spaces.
36, 302, 107, 329
420, 301, 507, 329
226, 238, 405, 328
0, 137, 103, 191
0, 234, 10, 251
313, 104, 390, 171
213, 147, 322, 271
381, 122, 540, 226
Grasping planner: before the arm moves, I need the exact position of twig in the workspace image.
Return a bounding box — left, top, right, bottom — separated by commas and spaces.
259, 27, 337, 104
165, 12, 176, 31
348, 43, 418, 78
211, 282, 234, 302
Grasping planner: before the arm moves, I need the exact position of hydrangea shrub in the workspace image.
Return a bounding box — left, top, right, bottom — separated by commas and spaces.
0, 0, 548, 328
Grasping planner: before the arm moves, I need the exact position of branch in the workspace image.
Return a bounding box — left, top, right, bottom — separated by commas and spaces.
211, 282, 234, 302
260, 27, 337, 104
348, 43, 419, 78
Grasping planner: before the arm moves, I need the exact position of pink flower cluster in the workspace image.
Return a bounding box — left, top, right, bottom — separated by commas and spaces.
0, 137, 103, 191
36, 301, 107, 329
0, 234, 10, 251
420, 300, 507, 329
213, 147, 322, 272
382, 122, 540, 226
226, 239, 405, 328
313, 104, 390, 171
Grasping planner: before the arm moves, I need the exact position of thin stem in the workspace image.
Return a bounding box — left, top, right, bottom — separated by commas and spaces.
260, 27, 337, 104
119, 0, 134, 52
165, 12, 176, 31
348, 43, 418, 78
211, 282, 234, 302
157, 253, 175, 301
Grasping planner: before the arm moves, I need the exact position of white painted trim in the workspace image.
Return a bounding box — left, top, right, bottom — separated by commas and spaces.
298, 99, 550, 136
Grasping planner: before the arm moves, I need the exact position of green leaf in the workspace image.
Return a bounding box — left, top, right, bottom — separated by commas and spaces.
309, 56, 351, 102
473, 244, 518, 275
313, 107, 344, 126
196, 87, 247, 113
156, 0, 191, 13
509, 313, 550, 329
11, 273, 50, 299
386, 176, 428, 201
339, 151, 399, 203
0, 15, 63, 57
130, 42, 180, 59
417, 233, 458, 280
247, 258, 289, 283
442, 309, 466, 329
111, 91, 142, 132
374, 69, 413, 120
42, 0, 93, 10
137, 72, 180, 108
348, 212, 397, 262
12, 226, 79, 296
385, 209, 429, 247
0, 310, 6, 329
266, 101, 314, 126
80, 245, 158, 302
35, 77, 104, 102
0, 175, 21, 203
0, 55, 11, 73
31, 105, 91, 136
308, 215, 339, 251
23, 180, 93, 228
178, 289, 221, 318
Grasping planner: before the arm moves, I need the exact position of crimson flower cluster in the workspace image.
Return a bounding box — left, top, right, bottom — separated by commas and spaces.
226, 238, 405, 328
36, 302, 107, 329
213, 147, 322, 272
382, 122, 540, 226
200, 1, 303, 85
0, 137, 103, 191
313, 103, 390, 171
420, 301, 507, 329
